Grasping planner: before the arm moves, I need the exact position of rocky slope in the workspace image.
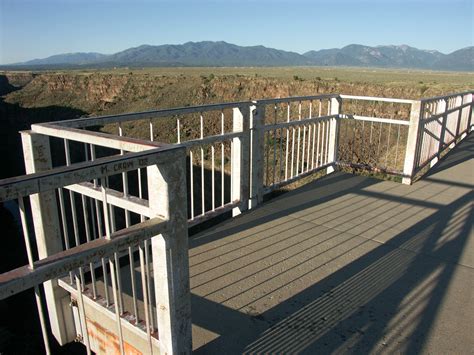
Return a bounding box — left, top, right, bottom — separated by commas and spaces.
1, 70, 471, 178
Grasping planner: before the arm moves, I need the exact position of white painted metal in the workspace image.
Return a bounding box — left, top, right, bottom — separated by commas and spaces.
327, 97, 341, 173
402, 101, 422, 184
232, 106, 250, 215
147, 147, 192, 354
2, 91, 473, 355
21, 131, 76, 345
340, 94, 416, 104
250, 104, 264, 208
339, 114, 410, 126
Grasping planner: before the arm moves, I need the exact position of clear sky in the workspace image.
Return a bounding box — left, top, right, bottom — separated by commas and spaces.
0, 0, 472, 64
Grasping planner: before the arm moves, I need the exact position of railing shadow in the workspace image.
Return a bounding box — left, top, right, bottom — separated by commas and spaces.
421, 132, 474, 179
190, 134, 473, 354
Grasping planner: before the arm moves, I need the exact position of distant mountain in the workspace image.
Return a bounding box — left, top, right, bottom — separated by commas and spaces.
6, 42, 473, 71
21, 52, 108, 66
432, 47, 474, 71
303, 44, 448, 69
101, 41, 313, 66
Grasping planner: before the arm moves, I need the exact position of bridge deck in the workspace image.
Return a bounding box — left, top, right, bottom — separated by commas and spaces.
190, 133, 473, 354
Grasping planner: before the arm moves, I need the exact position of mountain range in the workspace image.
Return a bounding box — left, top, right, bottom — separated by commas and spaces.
5, 41, 473, 71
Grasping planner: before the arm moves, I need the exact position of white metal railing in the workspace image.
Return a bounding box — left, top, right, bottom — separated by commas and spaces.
412, 91, 473, 174
0, 144, 191, 354
338, 95, 414, 175
0, 90, 472, 354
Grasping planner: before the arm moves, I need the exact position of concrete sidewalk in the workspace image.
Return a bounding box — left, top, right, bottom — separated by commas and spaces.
190, 134, 474, 354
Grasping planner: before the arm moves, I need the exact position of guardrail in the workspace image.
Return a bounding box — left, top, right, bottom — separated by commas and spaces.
0, 143, 191, 354
412, 91, 473, 175
0, 90, 472, 354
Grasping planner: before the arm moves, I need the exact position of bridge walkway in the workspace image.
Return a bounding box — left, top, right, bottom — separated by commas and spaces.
189, 133, 474, 354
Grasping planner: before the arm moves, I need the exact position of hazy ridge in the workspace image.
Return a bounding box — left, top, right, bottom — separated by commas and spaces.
5, 41, 473, 71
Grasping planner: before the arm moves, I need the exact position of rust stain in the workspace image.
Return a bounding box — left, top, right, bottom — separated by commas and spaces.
86, 319, 142, 355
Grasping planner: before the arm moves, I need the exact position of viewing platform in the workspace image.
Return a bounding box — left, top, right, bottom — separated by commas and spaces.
190, 133, 473, 354
0, 91, 472, 354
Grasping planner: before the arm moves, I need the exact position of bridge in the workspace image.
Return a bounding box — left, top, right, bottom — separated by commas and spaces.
0, 91, 472, 354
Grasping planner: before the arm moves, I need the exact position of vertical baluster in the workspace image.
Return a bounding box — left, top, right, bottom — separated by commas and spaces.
230, 140, 233, 201
285, 103, 290, 181
118, 124, 138, 320
211, 145, 215, 211
104, 175, 124, 315
279, 127, 283, 182
18, 197, 52, 355
360, 120, 365, 162
376, 122, 383, 166
265, 130, 270, 186
81, 194, 97, 299
394, 124, 401, 169
200, 113, 205, 215
75, 274, 91, 355
325, 118, 330, 165
90, 145, 110, 305
149, 119, 154, 141
273, 104, 277, 185
368, 121, 374, 164
221, 111, 225, 206
385, 123, 392, 167
308, 101, 313, 171
177, 117, 181, 144
316, 122, 321, 167
139, 242, 153, 353
144, 241, 154, 332
302, 108, 306, 173
190, 150, 194, 220
64, 139, 85, 288
109, 259, 125, 355
57, 188, 73, 284
296, 102, 302, 175
320, 121, 325, 167
290, 126, 296, 178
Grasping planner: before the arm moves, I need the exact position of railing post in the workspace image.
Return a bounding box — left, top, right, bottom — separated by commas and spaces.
231, 105, 251, 216
327, 96, 342, 174
21, 131, 76, 345
468, 93, 474, 132
147, 146, 192, 355
249, 103, 265, 209
402, 101, 422, 185
454, 94, 464, 140
432, 98, 448, 168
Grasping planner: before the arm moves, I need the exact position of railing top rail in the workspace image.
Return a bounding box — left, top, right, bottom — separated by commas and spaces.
0, 144, 181, 202
32, 123, 163, 152
340, 94, 416, 104
28, 92, 473, 130
254, 93, 339, 105
420, 90, 474, 103
53, 100, 253, 128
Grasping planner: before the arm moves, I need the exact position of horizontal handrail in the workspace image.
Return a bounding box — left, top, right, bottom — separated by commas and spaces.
422, 101, 472, 122
32, 123, 163, 152
0, 145, 180, 201
339, 114, 410, 126
65, 182, 151, 217
420, 90, 473, 103
53, 101, 252, 128
0, 217, 167, 300
255, 94, 339, 105
264, 114, 337, 131
180, 131, 243, 148
340, 94, 416, 104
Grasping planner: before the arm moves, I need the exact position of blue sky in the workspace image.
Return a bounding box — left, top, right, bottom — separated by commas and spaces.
0, 0, 472, 64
